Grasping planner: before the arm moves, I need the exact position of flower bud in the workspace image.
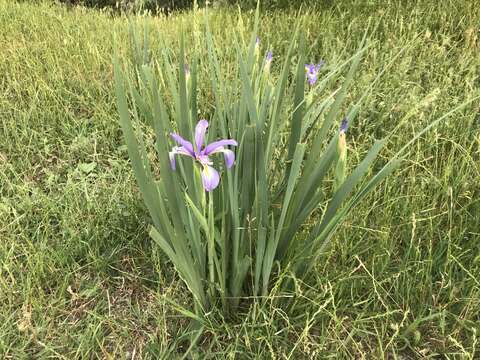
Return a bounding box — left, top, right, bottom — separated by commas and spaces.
334, 119, 348, 190
263, 51, 273, 74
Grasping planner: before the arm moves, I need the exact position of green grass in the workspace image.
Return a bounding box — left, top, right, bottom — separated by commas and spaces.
0, 0, 479, 358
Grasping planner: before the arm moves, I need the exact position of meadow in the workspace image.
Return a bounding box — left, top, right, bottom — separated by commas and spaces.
0, 0, 479, 358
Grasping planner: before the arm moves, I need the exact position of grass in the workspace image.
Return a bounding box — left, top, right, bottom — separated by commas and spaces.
0, 0, 479, 358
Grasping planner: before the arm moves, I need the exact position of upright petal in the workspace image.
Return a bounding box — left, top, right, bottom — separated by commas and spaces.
201, 165, 220, 192
195, 119, 209, 153
170, 133, 194, 156
203, 139, 238, 155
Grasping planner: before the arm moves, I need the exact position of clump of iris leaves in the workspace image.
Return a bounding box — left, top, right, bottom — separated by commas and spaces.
114, 10, 474, 318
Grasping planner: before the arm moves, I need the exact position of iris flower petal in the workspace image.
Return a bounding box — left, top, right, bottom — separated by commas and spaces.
203, 139, 238, 155
201, 165, 220, 192
221, 149, 235, 168
194, 119, 209, 153
169, 152, 175, 170
207, 147, 235, 168
170, 133, 195, 156
169, 146, 194, 170
305, 62, 324, 86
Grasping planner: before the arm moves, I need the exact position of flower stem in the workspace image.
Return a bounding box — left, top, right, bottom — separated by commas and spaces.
207, 191, 215, 301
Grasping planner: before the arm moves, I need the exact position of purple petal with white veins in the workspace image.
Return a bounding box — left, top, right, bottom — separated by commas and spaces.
201, 165, 220, 192
194, 119, 209, 153
203, 139, 238, 155
170, 133, 195, 156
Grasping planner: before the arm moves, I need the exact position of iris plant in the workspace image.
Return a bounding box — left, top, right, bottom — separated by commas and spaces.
169, 120, 237, 192
114, 17, 453, 317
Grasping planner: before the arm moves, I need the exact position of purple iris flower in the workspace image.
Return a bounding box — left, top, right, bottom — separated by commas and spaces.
256, 36, 260, 46
169, 119, 238, 192
305, 60, 325, 86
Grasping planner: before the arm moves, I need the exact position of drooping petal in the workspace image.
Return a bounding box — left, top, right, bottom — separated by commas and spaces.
221, 149, 235, 168
201, 165, 220, 192
170, 133, 195, 156
203, 139, 238, 155
206, 146, 235, 168
169, 152, 176, 170
169, 146, 194, 170
194, 119, 209, 153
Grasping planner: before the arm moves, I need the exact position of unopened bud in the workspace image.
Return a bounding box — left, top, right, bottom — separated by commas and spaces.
334, 118, 348, 190
263, 51, 273, 74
